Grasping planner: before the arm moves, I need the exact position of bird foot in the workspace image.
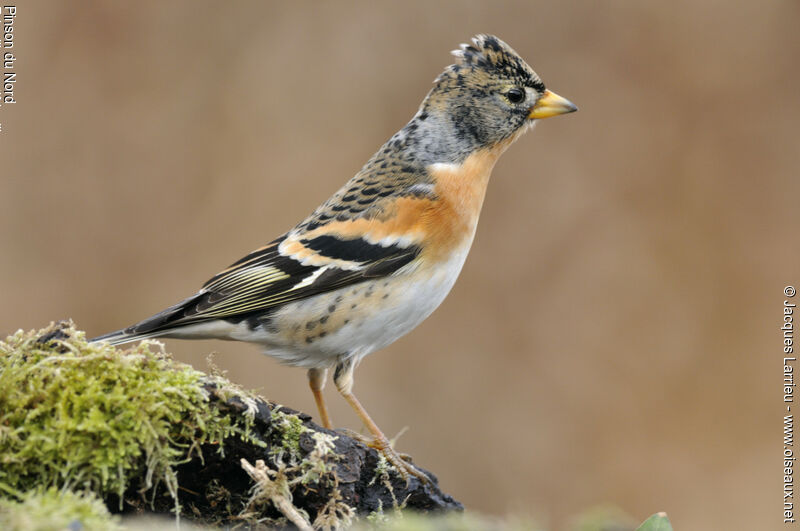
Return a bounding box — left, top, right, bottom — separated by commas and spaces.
337, 428, 431, 485
371, 435, 433, 486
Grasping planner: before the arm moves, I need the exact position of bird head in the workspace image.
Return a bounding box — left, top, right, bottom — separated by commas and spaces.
420, 35, 577, 153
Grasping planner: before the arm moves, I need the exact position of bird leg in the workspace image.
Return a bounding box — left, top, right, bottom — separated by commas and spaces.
307, 368, 332, 429
333, 359, 431, 485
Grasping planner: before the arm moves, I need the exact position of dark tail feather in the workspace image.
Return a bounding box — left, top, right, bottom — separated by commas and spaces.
89, 328, 162, 346
89, 292, 205, 346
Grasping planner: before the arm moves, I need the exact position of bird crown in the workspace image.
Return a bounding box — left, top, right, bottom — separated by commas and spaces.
446, 34, 545, 92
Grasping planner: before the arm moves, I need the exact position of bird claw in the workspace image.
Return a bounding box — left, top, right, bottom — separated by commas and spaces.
369, 435, 433, 487
377, 440, 432, 486
334, 428, 431, 485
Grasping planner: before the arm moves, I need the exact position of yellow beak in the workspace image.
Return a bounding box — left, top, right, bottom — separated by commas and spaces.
528, 89, 578, 120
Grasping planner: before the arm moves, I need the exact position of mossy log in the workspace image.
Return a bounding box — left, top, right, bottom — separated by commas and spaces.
141, 386, 462, 527
0, 322, 461, 530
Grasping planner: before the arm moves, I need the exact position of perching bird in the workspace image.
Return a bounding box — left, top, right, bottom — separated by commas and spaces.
92, 34, 576, 483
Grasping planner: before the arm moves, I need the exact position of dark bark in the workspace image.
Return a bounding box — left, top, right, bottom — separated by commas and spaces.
118, 382, 462, 527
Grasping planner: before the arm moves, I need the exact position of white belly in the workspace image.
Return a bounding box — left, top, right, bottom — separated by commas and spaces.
161, 242, 474, 369
252, 243, 473, 368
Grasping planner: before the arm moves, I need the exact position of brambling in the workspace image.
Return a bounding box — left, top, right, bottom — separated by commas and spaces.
92, 35, 576, 483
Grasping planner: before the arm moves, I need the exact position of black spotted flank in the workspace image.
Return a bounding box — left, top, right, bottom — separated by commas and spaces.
301, 235, 411, 263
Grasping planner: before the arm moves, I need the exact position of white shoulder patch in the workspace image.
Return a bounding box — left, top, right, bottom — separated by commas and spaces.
427, 162, 460, 174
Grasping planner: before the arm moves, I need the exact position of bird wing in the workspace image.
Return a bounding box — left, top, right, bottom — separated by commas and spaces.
125, 236, 421, 337
117, 210, 426, 338
91, 166, 438, 344
149, 171, 437, 329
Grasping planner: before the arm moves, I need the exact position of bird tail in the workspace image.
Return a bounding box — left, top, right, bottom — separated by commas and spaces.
89, 292, 205, 346
89, 328, 163, 346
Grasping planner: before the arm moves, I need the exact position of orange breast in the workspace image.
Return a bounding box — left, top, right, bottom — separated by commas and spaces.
419, 145, 508, 260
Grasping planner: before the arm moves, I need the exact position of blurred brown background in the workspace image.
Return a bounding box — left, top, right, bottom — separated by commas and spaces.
2, 1, 797, 529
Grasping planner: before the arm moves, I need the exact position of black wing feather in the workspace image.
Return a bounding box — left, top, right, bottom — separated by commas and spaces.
93, 233, 420, 343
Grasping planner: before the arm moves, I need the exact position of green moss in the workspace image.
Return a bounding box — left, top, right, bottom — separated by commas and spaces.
0, 322, 255, 512
270, 409, 309, 460
366, 504, 391, 526
0, 488, 122, 531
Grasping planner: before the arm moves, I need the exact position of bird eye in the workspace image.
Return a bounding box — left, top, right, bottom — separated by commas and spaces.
506, 88, 525, 104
